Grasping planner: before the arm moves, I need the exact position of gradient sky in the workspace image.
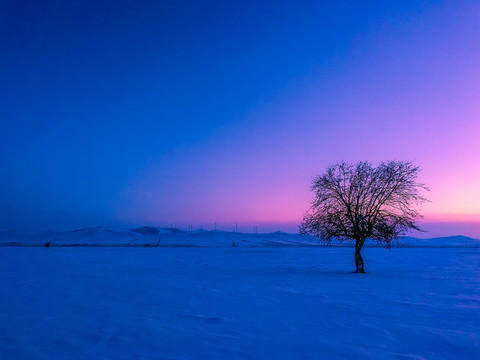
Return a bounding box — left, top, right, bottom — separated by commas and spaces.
1, 0, 479, 236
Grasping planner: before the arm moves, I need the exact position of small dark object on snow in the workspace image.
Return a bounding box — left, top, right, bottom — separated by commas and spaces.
44, 242, 51, 248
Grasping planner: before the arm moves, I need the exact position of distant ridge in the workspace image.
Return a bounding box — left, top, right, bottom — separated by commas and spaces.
401, 235, 480, 247
162, 227, 184, 233
265, 231, 291, 236
131, 226, 159, 235
0, 226, 478, 247
71, 226, 103, 232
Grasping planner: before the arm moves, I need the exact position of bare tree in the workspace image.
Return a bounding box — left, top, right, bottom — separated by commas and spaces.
299, 161, 429, 273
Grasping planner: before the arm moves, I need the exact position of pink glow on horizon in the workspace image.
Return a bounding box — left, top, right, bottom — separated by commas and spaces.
114, 2, 480, 237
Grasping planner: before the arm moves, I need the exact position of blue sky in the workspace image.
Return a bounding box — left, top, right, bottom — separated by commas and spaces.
1, 1, 479, 235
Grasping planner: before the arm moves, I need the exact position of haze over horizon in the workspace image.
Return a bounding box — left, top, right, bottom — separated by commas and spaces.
1, 1, 479, 238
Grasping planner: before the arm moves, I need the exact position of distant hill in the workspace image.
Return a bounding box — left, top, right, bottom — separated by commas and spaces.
400, 235, 480, 247
162, 227, 184, 233
0, 227, 478, 247
131, 226, 159, 235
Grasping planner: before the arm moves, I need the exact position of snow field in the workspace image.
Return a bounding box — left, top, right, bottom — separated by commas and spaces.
1, 247, 479, 359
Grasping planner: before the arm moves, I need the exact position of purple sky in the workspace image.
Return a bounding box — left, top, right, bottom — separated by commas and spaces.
114, 1, 480, 236
1, 1, 479, 237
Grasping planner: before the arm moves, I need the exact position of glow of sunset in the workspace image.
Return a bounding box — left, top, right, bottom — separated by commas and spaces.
1, 1, 479, 238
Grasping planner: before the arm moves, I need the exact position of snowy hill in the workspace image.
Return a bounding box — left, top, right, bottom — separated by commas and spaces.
400, 235, 480, 247
0, 227, 318, 247
1, 227, 479, 247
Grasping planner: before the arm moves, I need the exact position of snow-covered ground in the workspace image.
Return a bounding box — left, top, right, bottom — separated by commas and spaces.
1, 246, 479, 359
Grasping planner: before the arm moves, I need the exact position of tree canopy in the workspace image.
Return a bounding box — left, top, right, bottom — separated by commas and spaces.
300, 161, 429, 272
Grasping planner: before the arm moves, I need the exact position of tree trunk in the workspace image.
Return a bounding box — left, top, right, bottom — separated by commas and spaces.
354, 237, 366, 273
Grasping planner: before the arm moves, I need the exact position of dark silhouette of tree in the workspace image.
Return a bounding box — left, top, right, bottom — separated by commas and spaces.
299, 161, 428, 273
